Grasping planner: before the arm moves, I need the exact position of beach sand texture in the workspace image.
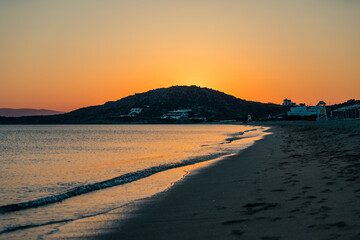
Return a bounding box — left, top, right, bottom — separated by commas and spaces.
94, 121, 360, 240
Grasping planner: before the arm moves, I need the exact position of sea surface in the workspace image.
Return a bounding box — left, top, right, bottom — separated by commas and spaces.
0, 124, 269, 239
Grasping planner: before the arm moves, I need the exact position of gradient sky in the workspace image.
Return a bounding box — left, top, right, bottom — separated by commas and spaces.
1, 0, 359, 111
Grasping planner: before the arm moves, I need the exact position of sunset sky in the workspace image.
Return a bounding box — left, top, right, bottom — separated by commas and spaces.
1, 0, 359, 112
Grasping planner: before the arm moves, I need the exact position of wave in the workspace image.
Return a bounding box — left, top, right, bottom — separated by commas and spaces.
0, 219, 72, 235
224, 128, 262, 144
0, 127, 262, 215
0, 152, 233, 214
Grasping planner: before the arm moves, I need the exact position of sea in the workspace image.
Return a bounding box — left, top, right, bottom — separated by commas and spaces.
0, 124, 269, 239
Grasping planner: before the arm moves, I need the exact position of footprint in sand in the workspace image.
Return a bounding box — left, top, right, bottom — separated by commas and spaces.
309, 206, 331, 216
317, 198, 327, 203
279, 161, 289, 166
308, 221, 348, 230
242, 202, 278, 215
222, 219, 249, 225
288, 196, 301, 201
321, 189, 332, 193
326, 181, 335, 186
271, 189, 286, 192
346, 176, 359, 182
301, 201, 312, 208
283, 179, 298, 185
289, 208, 303, 214
231, 229, 244, 236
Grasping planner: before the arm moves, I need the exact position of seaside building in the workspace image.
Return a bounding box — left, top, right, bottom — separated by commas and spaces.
283, 99, 297, 106
332, 104, 360, 120
287, 106, 317, 117
287, 101, 327, 120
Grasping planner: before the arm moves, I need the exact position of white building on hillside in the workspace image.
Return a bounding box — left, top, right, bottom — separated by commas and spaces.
128, 108, 143, 117
161, 109, 192, 120
120, 108, 143, 118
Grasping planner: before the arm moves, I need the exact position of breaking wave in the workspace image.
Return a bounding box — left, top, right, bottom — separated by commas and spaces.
0, 152, 233, 214
0, 127, 263, 216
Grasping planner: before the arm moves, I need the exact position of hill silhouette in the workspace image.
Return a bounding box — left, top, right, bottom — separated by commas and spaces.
0, 108, 65, 117
327, 99, 360, 111
0, 86, 286, 124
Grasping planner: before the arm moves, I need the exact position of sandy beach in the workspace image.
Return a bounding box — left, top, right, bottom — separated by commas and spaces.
92, 120, 360, 240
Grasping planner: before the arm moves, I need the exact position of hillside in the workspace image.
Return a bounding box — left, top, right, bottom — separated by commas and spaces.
328, 99, 360, 111
0, 108, 65, 117
0, 86, 287, 124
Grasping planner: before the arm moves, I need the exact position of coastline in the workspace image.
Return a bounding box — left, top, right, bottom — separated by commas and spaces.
92, 120, 360, 239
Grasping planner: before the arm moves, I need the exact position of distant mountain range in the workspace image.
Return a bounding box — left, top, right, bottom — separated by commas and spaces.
0, 108, 65, 117
0, 86, 357, 124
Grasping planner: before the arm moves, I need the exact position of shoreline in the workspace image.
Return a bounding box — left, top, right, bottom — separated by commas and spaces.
0, 124, 267, 240
92, 121, 360, 239
90, 128, 277, 240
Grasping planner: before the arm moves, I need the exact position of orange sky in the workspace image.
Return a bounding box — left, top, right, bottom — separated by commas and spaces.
1, 0, 359, 112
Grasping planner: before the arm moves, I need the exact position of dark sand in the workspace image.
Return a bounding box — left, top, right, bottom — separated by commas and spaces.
95, 121, 360, 240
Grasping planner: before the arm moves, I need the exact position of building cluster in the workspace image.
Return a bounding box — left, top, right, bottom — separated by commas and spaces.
160, 109, 192, 120
120, 108, 206, 121
284, 98, 360, 120
285, 99, 327, 120
119, 100, 359, 122
120, 108, 143, 118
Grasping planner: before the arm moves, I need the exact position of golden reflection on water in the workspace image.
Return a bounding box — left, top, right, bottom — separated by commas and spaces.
0, 125, 261, 205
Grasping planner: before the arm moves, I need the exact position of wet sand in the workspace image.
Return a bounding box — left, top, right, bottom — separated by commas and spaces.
94, 120, 360, 240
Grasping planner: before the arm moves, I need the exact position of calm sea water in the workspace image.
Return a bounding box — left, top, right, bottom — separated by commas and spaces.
0, 124, 269, 239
